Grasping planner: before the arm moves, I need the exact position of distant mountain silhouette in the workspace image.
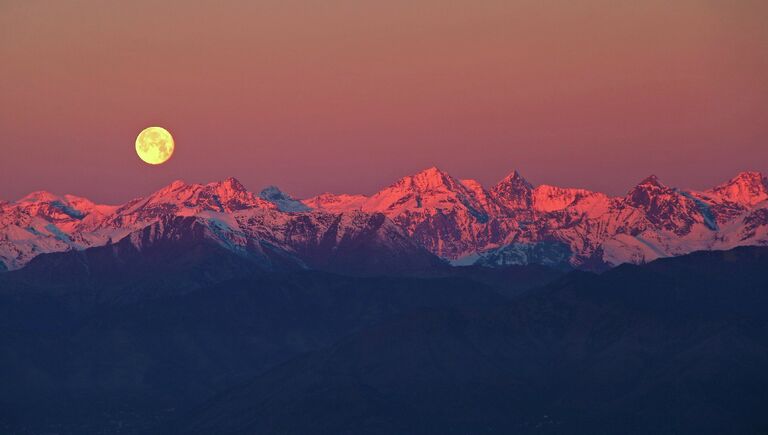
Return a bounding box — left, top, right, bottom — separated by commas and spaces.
175, 246, 768, 435
0, 233, 557, 434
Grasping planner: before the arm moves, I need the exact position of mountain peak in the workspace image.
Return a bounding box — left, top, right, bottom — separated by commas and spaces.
17, 190, 61, 204
623, 174, 697, 221
147, 180, 192, 200
727, 171, 765, 186
119, 177, 273, 218
219, 177, 247, 191
503, 169, 525, 179
626, 175, 671, 202
204, 177, 250, 201
157, 178, 247, 196
637, 174, 665, 188
498, 170, 533, 189
420, 166, 445, 175
7, 190, 98, 224
411, 167, 453, 188
382, 167, 459, 194
259, 186, 310, 212
364, 167, 482, 221
459, 179, 483, 190
710, 171, 768, 206
491, 170, 533, 210
167, 179, 188, 190
3, 168, 768, 273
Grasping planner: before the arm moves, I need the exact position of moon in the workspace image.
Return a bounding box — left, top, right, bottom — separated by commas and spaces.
135, 126, 174, 165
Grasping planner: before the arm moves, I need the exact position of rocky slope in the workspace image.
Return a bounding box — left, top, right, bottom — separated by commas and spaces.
2, 169, 767, 271
0, 178, 439, 275
306, 168, 768, 269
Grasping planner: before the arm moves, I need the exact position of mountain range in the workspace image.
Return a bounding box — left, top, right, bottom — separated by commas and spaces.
2, 168, 767, 273
3, 168, 768, 434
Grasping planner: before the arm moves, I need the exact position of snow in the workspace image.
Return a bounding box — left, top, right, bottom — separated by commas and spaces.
301, 193, 367, 213
531, 185, 606, 213
707, 171, 768, 206
1, 170, 768, 271
259, 186, 310, 212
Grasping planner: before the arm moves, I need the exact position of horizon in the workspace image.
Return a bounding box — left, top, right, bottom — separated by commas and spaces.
3, 165, 766, 205
2, 1, 767, 203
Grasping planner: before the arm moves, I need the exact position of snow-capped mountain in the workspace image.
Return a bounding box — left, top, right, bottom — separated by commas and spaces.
530, 184, 607, 213
259, 186, 311, 212
357, 167, 518, 258
0, 191, 119, 270
0, 177, 439, 275
102, 177, 275, 228
707, 171, 768, 206
297, 168, 768, 269
308, 167, 520, 259
1, 169, 767, 272
491, 170, 534, 212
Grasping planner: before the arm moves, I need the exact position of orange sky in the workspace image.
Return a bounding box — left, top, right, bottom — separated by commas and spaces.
1, 0, 766, 202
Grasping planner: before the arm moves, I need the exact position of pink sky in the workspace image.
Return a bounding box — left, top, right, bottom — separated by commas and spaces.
1, 0, 766, 203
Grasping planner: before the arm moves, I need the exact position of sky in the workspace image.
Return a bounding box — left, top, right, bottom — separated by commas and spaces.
1, 0, 767, 203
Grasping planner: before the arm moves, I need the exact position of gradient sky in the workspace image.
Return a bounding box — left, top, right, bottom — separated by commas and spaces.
1, 0, 767, 203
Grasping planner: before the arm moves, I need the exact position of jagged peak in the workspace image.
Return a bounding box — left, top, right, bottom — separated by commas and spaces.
533, 184, 596, 195
413, 166, 452, 182
259, 186, 310, 212
17, 190, 62, 204
489, 170, 534, 211
153, 177, 247, 196
364, 167, 485, 215
623, 174, 687, 212
6, 187, 112, 215
259, 185, 288, 199
709, 171, 768, 205
637, 174, 665, 188
736, 170, 764, 178
62, 193, 93, 203
460, 179, 495, 198
500, 170, 532, 187
5, 190, 101, 221
211, 177, 247, 192
146, 180, 194, 199
59, 194, 101, 212
460, 179, 483, 190
167, 179, 188, 190
121, 177, 274, 215
624, 175, 672, 204
419, 166, 447, 176
493, 169, 533, 193
204, 177, 251, 201
391, 166, 458, 192
719, 171, 766, 188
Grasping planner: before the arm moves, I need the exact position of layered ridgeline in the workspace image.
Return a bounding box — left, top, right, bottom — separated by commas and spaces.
1, 168, 767, 272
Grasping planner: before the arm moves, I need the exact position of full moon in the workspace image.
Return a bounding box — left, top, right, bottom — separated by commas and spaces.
135, 126, 174, 165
